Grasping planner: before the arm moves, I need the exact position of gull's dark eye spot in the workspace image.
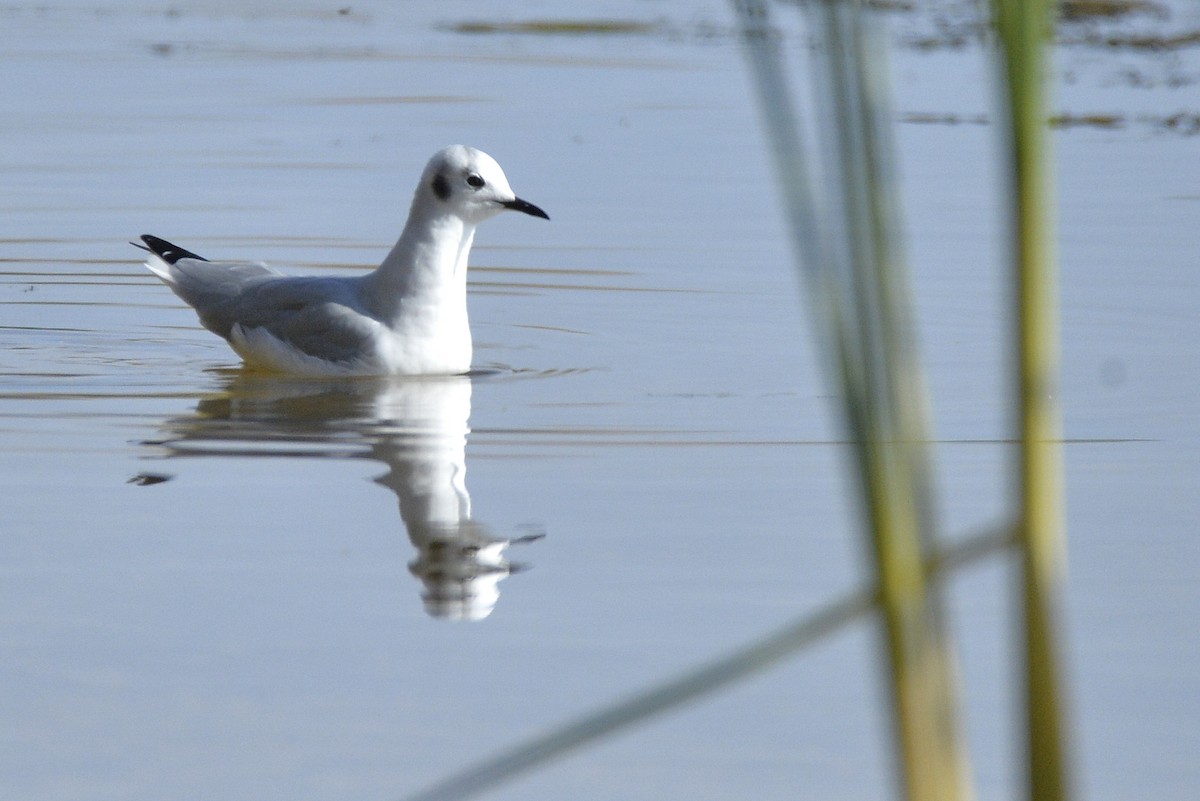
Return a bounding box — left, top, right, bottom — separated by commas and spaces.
466, 173, 485, 189
432, 173, 450, 200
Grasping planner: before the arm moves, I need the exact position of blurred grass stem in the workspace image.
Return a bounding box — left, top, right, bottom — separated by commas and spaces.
734, 1, 972, 799
992, 0, 1071, 798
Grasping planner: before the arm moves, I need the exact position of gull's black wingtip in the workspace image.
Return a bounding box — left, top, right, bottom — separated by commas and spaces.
138, 234, 208, 264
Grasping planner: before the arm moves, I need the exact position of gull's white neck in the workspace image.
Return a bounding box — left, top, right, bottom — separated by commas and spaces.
366, 202, 476, 319
359, 201, 477, 372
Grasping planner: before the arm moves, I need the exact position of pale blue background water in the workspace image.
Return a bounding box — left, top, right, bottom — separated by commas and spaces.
2, 2, 1198, 800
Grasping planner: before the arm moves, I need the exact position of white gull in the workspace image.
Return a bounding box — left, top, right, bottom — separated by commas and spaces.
136, 145, 548, 376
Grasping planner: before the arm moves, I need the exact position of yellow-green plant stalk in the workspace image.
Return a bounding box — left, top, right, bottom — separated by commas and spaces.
733, 2, 973, 798
819, 6, 972, 796
991, 0, 1070, 799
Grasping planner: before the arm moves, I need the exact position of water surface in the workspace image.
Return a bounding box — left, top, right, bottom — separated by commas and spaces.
2, 2, 1199, 800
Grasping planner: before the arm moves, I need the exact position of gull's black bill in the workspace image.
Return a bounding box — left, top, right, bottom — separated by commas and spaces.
503, 197, 550, 220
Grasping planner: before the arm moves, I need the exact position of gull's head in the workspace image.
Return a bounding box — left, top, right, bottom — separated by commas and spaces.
417, 145, 549, 225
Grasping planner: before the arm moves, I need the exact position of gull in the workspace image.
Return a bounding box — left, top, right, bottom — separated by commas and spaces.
136, 145, 548, 376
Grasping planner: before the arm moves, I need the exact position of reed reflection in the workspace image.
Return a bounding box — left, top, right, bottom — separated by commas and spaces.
148, 373, 540, 621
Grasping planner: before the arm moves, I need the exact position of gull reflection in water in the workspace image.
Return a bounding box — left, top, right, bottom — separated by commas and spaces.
146, 373, 541, 621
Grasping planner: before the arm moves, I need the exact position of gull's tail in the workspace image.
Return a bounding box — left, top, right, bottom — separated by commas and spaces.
132, 233, 280, 339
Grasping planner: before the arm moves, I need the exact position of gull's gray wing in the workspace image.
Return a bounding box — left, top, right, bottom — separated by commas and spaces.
154, 258, 282, 331
223, 277, 381, 364
139, 235, 380, 365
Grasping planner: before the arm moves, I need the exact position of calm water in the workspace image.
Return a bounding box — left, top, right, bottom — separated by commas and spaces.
2, 2, 1198, 800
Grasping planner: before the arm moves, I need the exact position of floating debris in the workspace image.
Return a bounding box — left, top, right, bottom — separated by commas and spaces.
1084, 30, 1200, 50
1150, 111, 1200, 134
128, 473, 173, 486
901, 112, 990, 125
1050, 112, 1125, 129
447, 19, 659, 36
1059, 0, 1167, 22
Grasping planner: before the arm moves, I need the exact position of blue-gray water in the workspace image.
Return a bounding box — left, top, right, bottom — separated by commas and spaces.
2, 2, 1198, 799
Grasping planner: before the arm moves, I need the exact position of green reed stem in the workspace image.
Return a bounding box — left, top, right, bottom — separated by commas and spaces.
820, 6, 971, 799
991, 0, 1070, 799
734, 2, 973, 798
